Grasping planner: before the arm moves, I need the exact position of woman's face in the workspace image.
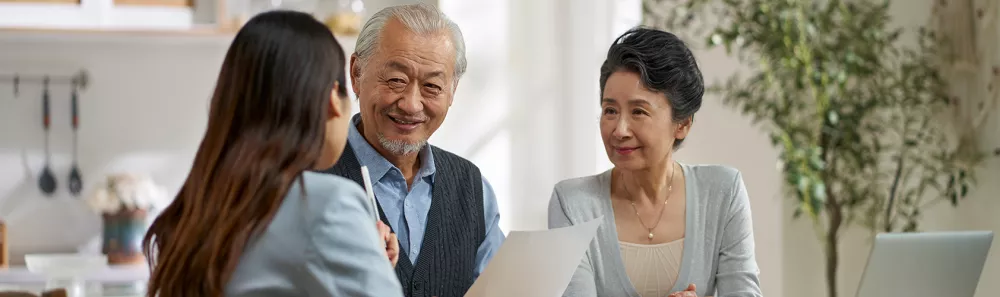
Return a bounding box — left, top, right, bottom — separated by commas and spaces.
600, 71, 691, 171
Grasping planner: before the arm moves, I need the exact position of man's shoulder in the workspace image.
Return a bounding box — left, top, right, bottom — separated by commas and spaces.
429, 144, 480, 171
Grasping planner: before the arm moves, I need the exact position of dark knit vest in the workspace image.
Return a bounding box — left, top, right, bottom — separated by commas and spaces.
320, 142, 486, 297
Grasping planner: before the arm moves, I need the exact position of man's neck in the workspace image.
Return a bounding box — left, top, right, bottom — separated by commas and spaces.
357, 121, 422, 187
385, 152, 421, 188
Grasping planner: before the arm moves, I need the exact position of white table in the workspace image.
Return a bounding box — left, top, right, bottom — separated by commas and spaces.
0, 265, 147, 297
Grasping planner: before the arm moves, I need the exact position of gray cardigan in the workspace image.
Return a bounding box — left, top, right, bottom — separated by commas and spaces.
225, 172, 404, 297
548, 164, 763, 297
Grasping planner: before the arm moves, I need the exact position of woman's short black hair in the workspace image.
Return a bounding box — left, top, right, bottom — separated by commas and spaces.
600, 27, 704, 148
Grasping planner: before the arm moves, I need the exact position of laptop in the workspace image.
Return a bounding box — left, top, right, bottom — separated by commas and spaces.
855, 230, 994, 297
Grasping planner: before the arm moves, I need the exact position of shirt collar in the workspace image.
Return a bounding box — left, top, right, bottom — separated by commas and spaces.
347, 113, 436, 183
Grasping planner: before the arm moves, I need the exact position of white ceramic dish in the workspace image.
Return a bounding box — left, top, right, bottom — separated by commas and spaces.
24, 253, 109, 279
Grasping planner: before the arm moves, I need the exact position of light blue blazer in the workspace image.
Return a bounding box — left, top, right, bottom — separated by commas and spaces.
225, 171, 404, 297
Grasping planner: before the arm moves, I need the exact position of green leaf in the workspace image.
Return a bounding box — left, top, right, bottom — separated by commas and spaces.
797, 174, 810, 194
708, 33, 722, 47
827, 110, 839, 125
813, 182, 827, 203
809, 195, 824, 216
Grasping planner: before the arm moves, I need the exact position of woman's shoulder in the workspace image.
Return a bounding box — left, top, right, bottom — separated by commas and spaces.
682, 163, 748, 210
290, 172, 370, 219
684, 163, 742, 186
295, 172, 367, 202
553, 170, 611, 200
550, 170, 613, 217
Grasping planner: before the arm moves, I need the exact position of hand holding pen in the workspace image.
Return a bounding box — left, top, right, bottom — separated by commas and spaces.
376, 221, 399, 267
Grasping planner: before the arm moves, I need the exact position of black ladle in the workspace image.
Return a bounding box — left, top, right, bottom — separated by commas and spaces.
68, 84, 82, 196
39, 77, 57, 196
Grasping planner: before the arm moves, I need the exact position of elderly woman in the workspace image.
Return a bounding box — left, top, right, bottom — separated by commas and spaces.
548, 27, 763, 297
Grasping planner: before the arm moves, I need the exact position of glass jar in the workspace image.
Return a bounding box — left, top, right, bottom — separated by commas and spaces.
227, 0, 320, 29
320, 0, 366, 36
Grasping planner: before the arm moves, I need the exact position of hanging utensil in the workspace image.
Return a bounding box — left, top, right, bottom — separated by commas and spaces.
68, 83, 83, 196
39, 77, 57, 196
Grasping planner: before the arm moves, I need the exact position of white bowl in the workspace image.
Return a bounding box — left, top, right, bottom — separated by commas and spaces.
24, 253, 109, 279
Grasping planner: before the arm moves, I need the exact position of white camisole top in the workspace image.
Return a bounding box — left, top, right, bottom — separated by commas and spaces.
619, 238, 686, 297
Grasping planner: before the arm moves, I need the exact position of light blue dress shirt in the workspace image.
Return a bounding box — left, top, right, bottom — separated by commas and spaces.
346, 114, 504, 278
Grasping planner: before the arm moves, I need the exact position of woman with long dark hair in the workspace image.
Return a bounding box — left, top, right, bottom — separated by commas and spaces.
142, 11, 403, 297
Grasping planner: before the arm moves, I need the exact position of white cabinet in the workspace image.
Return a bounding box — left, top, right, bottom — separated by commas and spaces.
0, 0, 231, 35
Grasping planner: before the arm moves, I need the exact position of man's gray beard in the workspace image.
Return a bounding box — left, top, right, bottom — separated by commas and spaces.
377, 133, 426, 156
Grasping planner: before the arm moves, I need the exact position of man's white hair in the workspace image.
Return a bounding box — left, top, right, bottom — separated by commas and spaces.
354, 3, 467, 83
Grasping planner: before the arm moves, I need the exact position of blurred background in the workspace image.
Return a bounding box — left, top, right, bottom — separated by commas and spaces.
0, 0, 997, 296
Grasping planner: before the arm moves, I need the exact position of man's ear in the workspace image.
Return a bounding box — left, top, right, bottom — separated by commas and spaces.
350, 54, 362, 96
329, 82, 344, 119
448, 78, 460, 107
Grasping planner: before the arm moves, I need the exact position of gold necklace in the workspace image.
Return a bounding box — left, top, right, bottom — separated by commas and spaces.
622, 163, 676, 241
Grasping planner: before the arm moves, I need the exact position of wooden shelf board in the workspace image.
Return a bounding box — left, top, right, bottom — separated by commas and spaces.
113, 0, 191, 7
0, 26, 235, 37
0, 0, 79, 3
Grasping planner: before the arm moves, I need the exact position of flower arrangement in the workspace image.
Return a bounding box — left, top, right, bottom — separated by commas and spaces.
84, 173, 169, 265
85, 173, 169, 215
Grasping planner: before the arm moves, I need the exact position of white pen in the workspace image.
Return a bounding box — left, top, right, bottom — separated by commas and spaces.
360, 166, 386, 249
360, 166, 380, 222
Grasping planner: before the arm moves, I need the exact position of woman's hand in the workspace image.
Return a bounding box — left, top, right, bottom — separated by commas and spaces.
376, 221, 399, 267
668, 284, 698, 297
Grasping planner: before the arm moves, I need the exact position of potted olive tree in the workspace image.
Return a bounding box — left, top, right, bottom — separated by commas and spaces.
643, 0, 993, 296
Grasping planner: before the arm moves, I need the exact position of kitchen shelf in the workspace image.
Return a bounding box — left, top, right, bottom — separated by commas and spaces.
0, 0, 233, 39
0, 25, 237, 45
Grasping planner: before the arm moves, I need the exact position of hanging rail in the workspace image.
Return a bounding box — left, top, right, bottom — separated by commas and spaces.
0, 70, 90, 96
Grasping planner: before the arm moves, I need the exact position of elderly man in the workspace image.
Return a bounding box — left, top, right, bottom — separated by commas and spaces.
320, 3, 504, 297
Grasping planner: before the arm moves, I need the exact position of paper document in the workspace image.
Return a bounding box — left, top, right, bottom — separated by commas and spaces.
465, 216, 604, 297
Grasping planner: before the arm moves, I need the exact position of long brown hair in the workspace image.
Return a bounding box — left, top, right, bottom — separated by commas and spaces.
142, 11, 348, 297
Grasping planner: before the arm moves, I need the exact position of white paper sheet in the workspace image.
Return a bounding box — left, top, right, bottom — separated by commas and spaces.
465, 216, 604, 297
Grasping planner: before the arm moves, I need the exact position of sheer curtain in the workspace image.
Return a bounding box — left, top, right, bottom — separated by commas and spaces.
434, 0, 640, 232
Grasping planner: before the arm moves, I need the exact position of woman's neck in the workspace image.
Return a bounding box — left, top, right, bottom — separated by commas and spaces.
618, 159, 678, 205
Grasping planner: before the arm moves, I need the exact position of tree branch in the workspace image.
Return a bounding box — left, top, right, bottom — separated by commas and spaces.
884, 153, 904, 232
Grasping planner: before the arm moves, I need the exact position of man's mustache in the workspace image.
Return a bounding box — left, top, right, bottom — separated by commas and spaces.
382, 108, 429, 122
